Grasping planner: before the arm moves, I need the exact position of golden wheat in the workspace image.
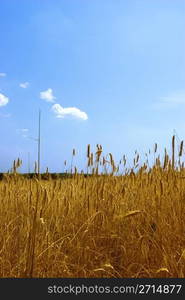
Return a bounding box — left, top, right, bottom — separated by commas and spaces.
0, 137, 185, 278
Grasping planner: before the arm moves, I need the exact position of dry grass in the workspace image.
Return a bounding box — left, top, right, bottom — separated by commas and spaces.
0, 136, 185, 278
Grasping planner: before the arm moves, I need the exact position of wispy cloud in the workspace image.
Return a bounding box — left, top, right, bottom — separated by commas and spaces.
0, 72, 6, 77
52, 103, 88, 120
16, 128, 29, 138
0, 93, 9, 107
152, 91, 185, 110
0, 112, 11, 118
40, 88, 56, 102
21, 128, 29, 132
19, 82, 29, 88
16, 128, 29, 133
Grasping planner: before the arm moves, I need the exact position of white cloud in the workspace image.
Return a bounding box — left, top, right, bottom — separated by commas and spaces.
0, 112, 11, 118
152, 91, 185, 110
40, 88, 56, 102
16, 128, 29, 133
0, 73, 6, 77
0, 93, 9, 107
160, 91, 185, 104
21, 128, 29, 132
19, 82, 29, 88
16, 128, 29, 138
52, 103, 88, 120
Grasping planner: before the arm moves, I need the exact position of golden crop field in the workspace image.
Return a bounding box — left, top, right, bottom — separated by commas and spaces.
0, 139, 185, 278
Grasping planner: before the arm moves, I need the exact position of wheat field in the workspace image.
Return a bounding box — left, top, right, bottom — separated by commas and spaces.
0, 137, 185, 278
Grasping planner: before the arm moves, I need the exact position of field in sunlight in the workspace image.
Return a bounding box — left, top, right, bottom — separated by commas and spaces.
0, 139, 185, 278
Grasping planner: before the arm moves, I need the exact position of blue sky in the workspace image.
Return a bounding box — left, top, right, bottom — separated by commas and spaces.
0, 0, 185, 173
